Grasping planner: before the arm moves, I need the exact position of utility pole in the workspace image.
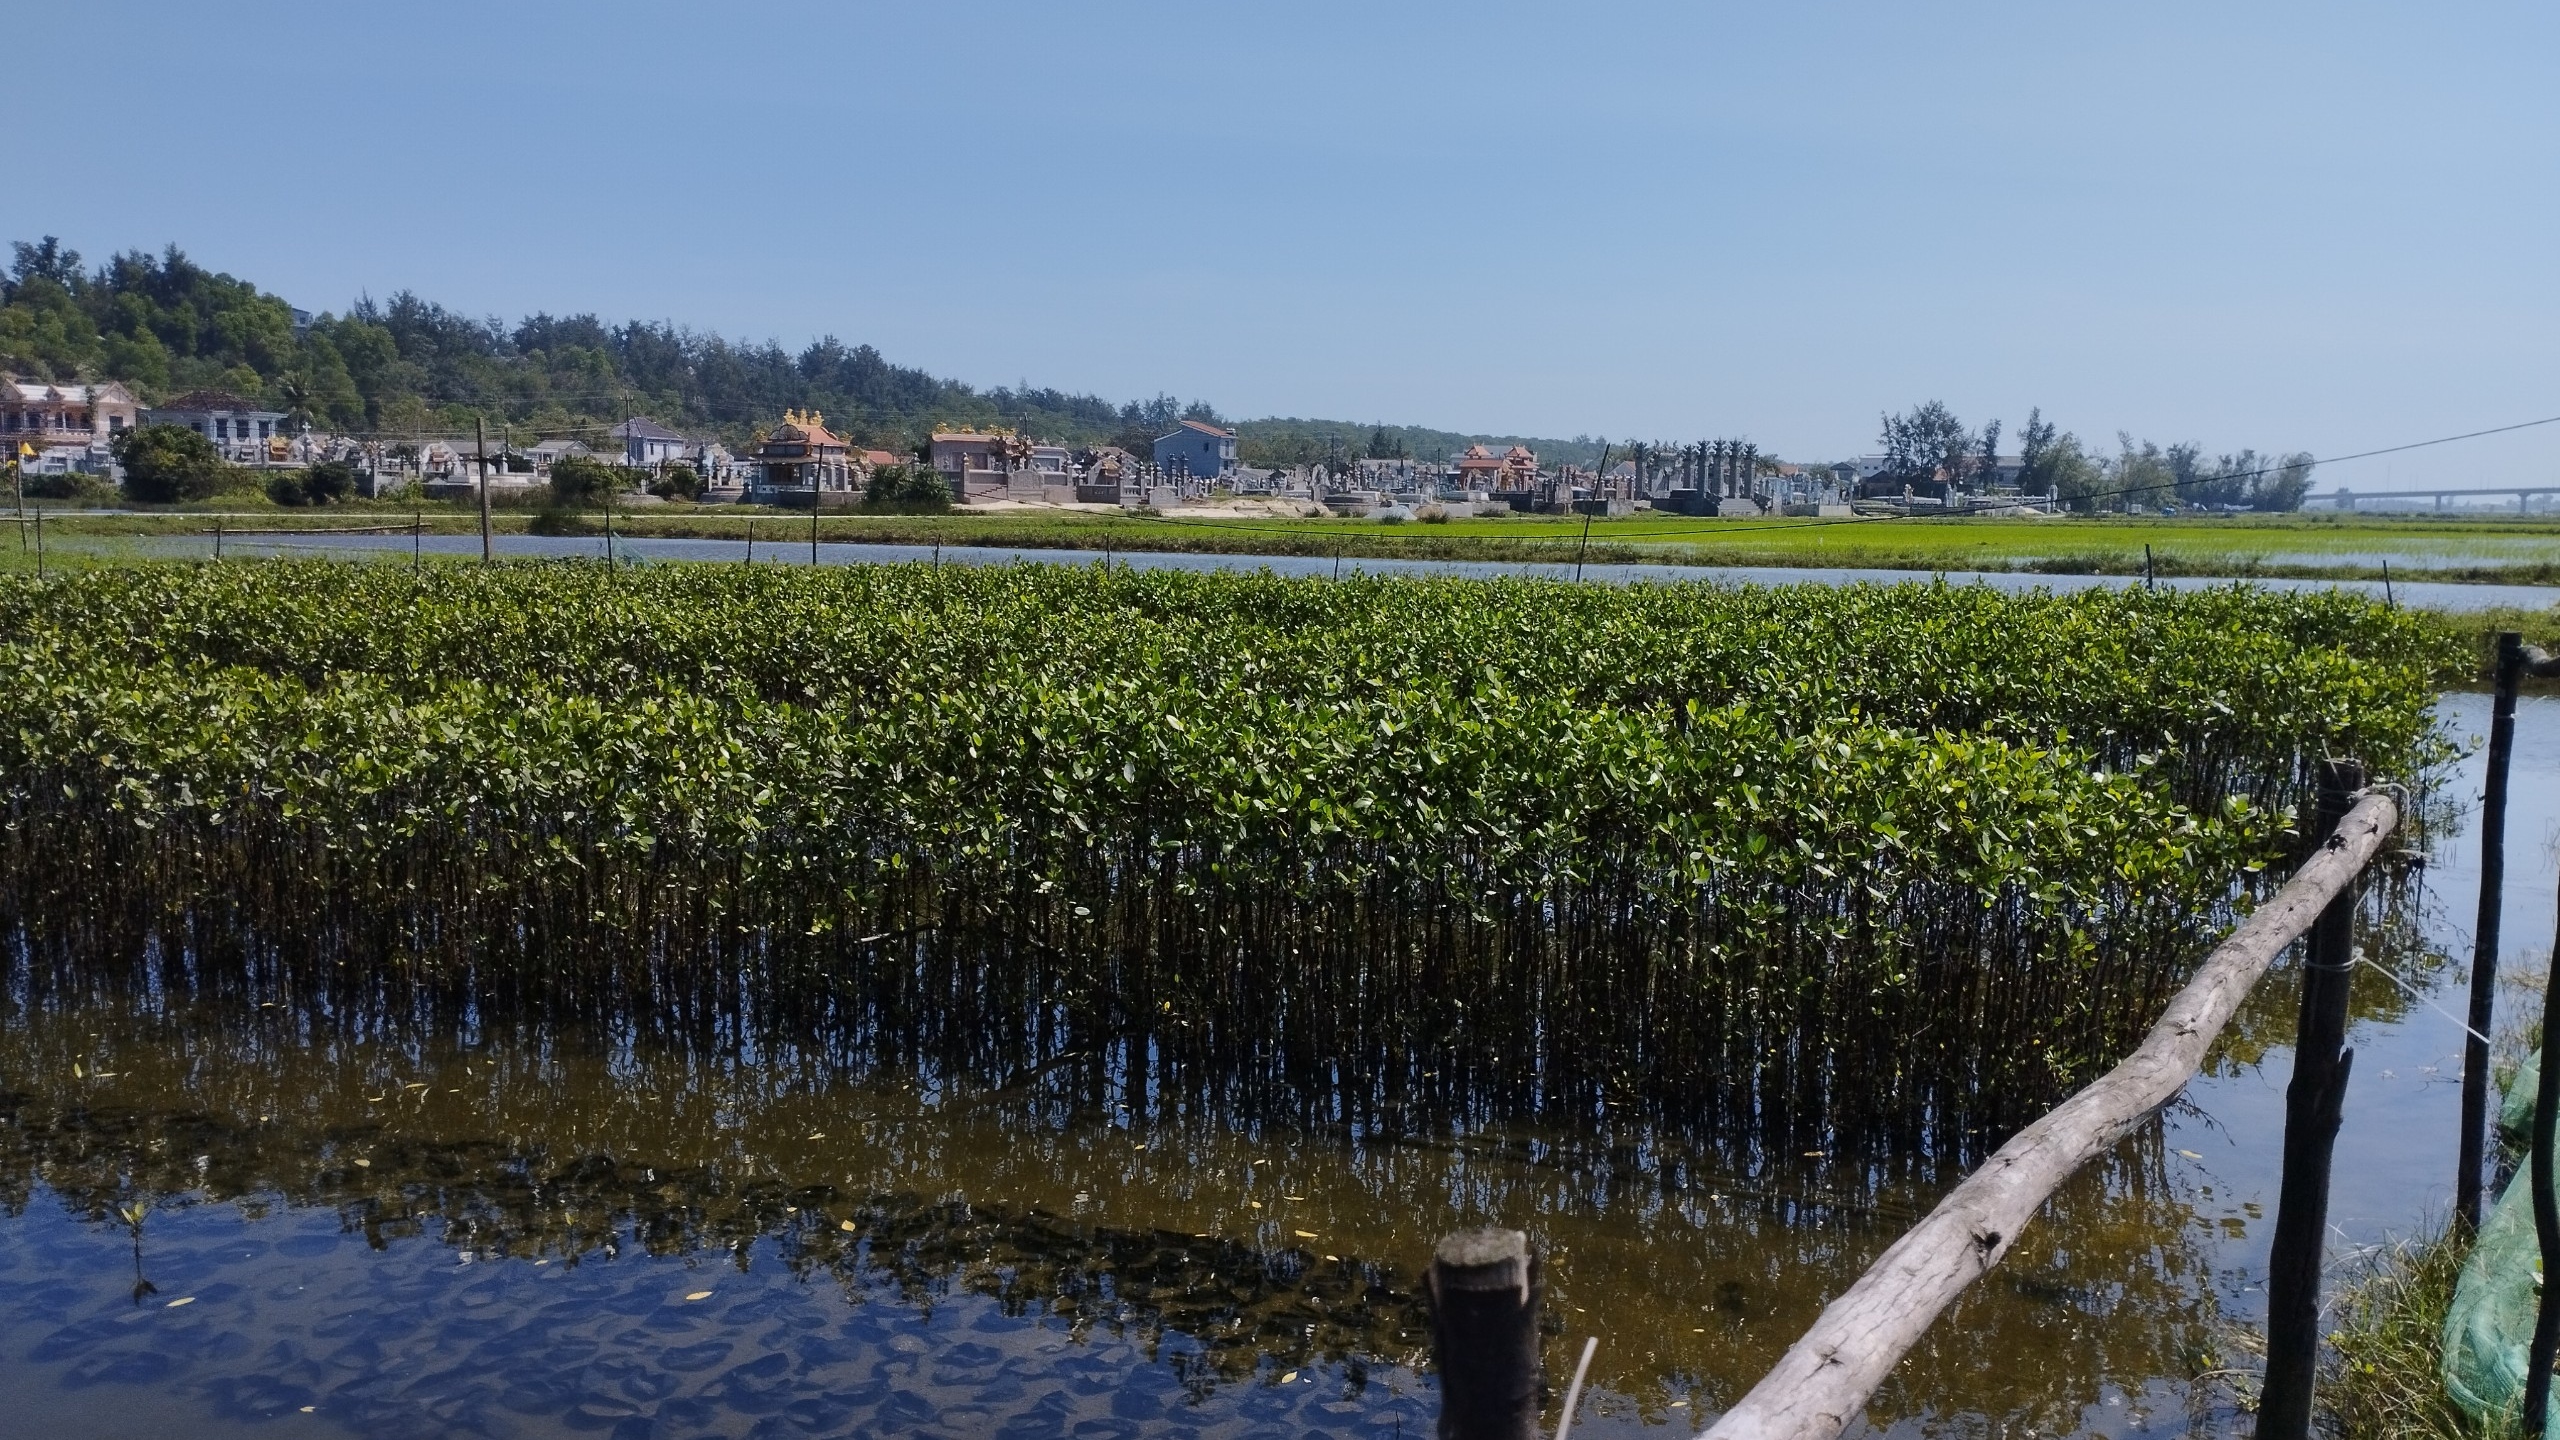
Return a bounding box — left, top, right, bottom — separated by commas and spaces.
475, 416, 493, 564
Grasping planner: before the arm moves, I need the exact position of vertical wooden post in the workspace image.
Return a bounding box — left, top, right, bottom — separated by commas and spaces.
2526, 865, 2560, 1431
2258, 758, 2366, 1440
1428, 1228, 1540, 1440
475, 416, 493, 565
2460, 633, 2526, 1229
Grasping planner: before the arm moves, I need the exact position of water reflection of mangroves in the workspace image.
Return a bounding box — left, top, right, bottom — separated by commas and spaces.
0, 978, 2239, 1429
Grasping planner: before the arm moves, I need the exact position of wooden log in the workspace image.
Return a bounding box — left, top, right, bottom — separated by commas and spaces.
1430, 1227, 1542, 1440
2259, 760, 2366, 1439
1695, 788, 2400, 1440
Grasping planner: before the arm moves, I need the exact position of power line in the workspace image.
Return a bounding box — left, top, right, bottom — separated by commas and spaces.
2084, 413, 2560, 505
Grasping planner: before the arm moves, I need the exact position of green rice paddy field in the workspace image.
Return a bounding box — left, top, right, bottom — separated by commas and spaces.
9, 505, 2560, 581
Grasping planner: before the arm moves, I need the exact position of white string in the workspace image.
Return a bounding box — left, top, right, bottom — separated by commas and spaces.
2353, 955, 2491, 1047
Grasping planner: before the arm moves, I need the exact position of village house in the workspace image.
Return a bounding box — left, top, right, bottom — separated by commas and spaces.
750, 409, 854, 503
144, 389, 289, 464
1151, 419, 1236, 481
526, 438, 595, 469
2, 378, 140, 473
931, 427, 1031, 501
1452, 443, 1539, 493
611, 418, 694, 470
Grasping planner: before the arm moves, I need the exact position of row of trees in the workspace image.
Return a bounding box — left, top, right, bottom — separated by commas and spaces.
1877, 402, 2315, 512
4, 236, 1592, 469
0, 238, 1229, 455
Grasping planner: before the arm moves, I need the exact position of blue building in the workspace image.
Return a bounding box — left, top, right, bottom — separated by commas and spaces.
1152, 420, 1236, 481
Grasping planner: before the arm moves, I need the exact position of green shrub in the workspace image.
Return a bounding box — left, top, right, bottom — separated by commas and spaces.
0, 563, 2459, 1139
112, 423, 229, 503
21, 468, 119, 504
860, 463, 951, 513
547, 455, 629, 508
650, 463, 702, 501
267, 459, 358, 507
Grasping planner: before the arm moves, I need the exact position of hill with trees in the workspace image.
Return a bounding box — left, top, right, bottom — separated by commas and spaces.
0, 236, 1600, 463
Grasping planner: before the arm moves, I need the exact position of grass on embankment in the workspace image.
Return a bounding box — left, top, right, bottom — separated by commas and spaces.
8, 503, 2560, 582
2437, 607, 2560, 692
2321, 1225, 2497, 1439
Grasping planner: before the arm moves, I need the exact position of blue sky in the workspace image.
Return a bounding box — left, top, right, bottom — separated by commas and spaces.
21, 1, 2556, 480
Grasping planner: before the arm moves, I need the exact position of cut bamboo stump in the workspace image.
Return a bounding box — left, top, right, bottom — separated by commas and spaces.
1429, 1227, 1541, 1440
1695, 787, 2401, 1440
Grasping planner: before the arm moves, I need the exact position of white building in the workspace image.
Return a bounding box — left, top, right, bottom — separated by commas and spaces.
144, 390, 289, 463
3, 378, 139, 473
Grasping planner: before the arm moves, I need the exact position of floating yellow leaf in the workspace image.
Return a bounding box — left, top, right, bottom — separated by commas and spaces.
685, 1291, 713, 1301
166, 1296, 195, 1308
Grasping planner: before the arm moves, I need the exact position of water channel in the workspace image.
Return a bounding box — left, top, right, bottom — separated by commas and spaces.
0, 646, 2552, 1434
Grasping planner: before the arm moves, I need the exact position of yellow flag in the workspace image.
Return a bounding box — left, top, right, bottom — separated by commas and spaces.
13, 442, 29, 460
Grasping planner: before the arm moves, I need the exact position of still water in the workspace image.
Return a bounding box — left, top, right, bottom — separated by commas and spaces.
120, 532, 2560, 613
2, 696, 2553, 1439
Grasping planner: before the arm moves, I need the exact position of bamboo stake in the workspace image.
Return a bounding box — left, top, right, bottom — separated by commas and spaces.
476, 416, 492, 565
2260, 760, 2366, 1439
1694, 788, 2400, 1440
2459, 632, 2525, 1229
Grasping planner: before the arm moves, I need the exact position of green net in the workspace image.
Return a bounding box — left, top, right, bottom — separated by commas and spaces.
2444, 1049, 2555, 1433
2506, 1050, 2542, 1145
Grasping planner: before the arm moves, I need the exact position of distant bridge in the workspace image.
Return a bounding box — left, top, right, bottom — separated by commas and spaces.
2304, 484, 2560, 511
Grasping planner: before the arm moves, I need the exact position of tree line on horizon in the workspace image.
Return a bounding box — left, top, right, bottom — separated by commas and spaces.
1877, 400, 2316, 512
0, 236, 2320, 504
0, 236, 1600, 468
